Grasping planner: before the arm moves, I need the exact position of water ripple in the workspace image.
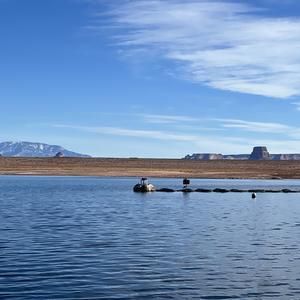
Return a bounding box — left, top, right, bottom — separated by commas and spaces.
1, 177, 300, 299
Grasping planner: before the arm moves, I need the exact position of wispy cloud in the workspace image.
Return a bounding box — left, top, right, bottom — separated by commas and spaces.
50, 123, 253, 153
213, 118, 291, 133
140, 113, 198, 124
52, 124, 199, 142
50, 122, 300, 154
101, 0, 300, 98
212, 117, 300, 139
292, 102, 300, 111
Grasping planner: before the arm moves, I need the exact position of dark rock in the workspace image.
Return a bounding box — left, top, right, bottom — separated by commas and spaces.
54, 151, 64, 157
265, 190, 281, 193
248, 189, 266, 193
195, 188, 212, 193
178, 188, 194, 193
157, 188, 175, 192
281, 189, 295, 193
230, 189, 247, 192
249, 146, 270, 160
271, 176, 282, 179
213, 188, 229, 193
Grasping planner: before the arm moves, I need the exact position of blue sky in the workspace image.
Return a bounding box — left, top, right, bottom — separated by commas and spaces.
2, 0, 300, 157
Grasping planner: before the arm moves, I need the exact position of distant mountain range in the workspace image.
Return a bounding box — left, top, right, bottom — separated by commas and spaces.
184, 146, 300, 161
0, 141, 91, 157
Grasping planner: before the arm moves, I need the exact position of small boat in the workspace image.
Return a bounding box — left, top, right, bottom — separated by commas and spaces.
133, 178, 155, 193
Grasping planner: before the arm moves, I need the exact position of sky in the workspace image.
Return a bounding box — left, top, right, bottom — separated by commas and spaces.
2, 0, 300, 157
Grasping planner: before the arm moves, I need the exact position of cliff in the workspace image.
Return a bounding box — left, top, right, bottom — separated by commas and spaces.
184, 146, 300, 161
184, 153, 223, 160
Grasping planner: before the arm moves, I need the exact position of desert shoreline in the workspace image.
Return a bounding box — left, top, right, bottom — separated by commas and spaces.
1, 157, 300, 179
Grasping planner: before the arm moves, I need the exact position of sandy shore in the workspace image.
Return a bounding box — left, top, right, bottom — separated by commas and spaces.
0, 157, 300, 179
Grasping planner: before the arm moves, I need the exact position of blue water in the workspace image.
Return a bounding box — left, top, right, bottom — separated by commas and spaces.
2, 176, 300, 299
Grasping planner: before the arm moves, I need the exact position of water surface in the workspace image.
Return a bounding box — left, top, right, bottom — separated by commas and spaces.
1, 176, 300, 299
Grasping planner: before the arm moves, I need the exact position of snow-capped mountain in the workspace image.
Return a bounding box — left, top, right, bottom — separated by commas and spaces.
0, 141, 91, 157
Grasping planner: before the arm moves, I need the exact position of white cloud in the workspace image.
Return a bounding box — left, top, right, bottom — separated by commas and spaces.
292, 102, 300, 111
103, 0, 300, 98
140, 113, 198, 124
50, 122, 300, 154
51, 123, 255, 153
52, 124, 199, 142
213, 118, 291, 133
212, 117, 300, 139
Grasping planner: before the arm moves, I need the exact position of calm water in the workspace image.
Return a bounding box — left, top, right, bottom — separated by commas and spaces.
2, 177, 300, 299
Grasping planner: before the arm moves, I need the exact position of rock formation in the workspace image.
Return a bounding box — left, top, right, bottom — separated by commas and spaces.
183, 146, 300, 160
54, 152, 64, 158
184, 153, 223, 160
271, 154, 300, 160
249, 146, 270, 160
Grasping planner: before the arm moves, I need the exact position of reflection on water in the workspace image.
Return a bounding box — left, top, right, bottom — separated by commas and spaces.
1, 176, 300, 299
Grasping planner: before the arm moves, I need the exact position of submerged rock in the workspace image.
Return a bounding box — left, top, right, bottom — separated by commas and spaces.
195, 188, 212, 193
281, 189, 297, 193
178, 188, 194, 193
213, 188, 229, 193
157, 188, 175, 192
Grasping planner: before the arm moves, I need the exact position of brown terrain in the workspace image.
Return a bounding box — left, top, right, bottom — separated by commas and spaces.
1, 157, 300, 179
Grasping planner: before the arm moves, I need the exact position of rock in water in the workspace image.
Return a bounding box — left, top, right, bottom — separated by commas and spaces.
249, 146, 270, 160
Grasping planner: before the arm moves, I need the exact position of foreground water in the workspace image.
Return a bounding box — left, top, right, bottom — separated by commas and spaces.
2, 177, 300, 299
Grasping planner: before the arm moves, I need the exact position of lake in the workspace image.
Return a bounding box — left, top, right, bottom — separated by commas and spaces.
1, 176, 300, 299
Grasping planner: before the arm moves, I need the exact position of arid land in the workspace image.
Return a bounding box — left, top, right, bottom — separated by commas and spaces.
1, 157, 300, 179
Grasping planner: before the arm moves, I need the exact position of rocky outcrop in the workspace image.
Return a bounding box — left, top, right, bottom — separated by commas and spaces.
54, 152, 64, 158
142, 188, 300, 193
184, 146, 300, 161
157, 188, 175, 192
223, 154, 249, 160
184, 153, 251, 160
184, 153, 223, 160
271, 154, 300, 160
213, 188, 230, 193
195, 188, 212, 192
249, 146, 270, 160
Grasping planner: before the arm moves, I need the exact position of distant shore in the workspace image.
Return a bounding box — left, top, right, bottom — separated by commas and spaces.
1, 157, 300, 179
